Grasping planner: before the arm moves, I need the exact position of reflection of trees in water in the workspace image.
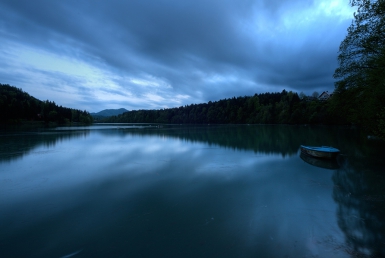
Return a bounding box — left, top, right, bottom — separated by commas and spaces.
1, 123, 376, 162
332, 156, 385, 257
0, 131, 89, 162
115, 125, 349, 157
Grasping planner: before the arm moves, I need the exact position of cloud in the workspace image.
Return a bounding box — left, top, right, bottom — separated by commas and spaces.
0, 0, 355, 111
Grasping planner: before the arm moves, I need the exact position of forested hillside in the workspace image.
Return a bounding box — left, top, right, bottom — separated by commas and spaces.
0, 84, 93, 124
104, 90, 333, 125
91, 108, 128, 121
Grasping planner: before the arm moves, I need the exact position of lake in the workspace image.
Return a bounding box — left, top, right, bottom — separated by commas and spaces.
1, 124, 384, 258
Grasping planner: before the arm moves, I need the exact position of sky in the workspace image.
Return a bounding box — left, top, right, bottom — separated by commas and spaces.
0, 0, 355, 112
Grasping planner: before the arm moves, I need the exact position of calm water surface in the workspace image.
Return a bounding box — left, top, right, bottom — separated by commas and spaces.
0, 124, 384, 257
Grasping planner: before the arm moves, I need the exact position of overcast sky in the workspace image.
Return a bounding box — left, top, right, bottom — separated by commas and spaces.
0, 0, 355, 112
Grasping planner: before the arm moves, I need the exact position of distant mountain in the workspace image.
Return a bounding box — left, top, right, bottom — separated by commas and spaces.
91, 108, 128, 117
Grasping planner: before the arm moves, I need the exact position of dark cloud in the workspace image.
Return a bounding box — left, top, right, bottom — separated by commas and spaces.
0, 0, 354, 111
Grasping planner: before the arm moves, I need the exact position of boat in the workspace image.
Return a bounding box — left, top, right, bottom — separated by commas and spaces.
300, 145, 340, 159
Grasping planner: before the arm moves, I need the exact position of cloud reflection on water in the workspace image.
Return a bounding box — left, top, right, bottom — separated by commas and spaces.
1, 125, 383, 257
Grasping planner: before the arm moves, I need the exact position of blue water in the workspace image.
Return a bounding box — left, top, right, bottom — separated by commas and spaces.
0, 124, 384, 257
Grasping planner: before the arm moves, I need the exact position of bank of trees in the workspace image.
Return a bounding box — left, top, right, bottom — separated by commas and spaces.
333, 0, 385, 138
104, 90, 333, 125
0, 84, 93, 124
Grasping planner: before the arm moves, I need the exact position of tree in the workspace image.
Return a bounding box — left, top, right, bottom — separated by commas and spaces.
312, 91, 319, 99
334, 0, 385, 89
333, 0, 385, 136
299, 92, 306, 100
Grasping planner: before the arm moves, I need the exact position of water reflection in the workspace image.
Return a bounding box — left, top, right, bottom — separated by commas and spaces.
300, 153, 340, 170
0, 143, 341, 257
0, 130, 89, 162
0, 124, 364, 163
109, 124, 347, 157
332, 156, 385, 257
1, 124, 384, 257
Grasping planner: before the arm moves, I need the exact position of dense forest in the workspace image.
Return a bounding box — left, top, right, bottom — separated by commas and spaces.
332, 0, 385, 140
103, 84, 383, 139
0, 84, 93, 124
103, 90, 332, 125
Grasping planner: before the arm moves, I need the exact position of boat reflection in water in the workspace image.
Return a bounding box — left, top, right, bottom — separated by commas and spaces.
300, 153, 340, 170
300, 145, 340, 159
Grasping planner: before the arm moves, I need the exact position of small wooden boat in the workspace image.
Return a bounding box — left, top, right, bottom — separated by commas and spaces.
300, 145, 340, 159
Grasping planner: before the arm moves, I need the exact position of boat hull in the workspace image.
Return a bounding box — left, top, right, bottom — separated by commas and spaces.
300, 145, 340, 159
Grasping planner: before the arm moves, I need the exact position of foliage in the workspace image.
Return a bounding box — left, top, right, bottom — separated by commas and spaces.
104, 90, 334, 125
377, 107, 385, 139
0, 84, 93, 124
333, 0, 385, 137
